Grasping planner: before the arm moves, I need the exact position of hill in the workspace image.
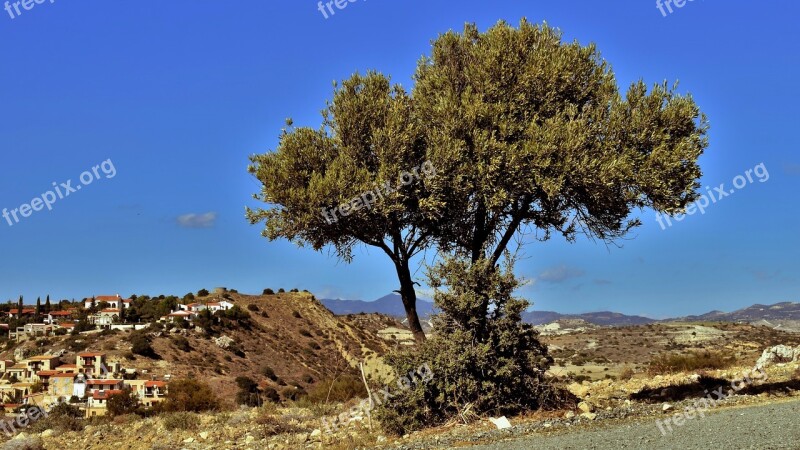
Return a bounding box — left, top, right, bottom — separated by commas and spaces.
321, 294, 436, 318
521, 310, 656, 326
1, 291, 403, 407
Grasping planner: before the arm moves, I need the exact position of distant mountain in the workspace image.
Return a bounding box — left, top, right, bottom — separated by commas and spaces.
521, 310, 656, 326
321, 294, 436, 318
676, 302, 800, 322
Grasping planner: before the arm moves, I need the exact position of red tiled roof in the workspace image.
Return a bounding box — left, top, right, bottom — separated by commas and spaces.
92, 389, 123, 400
87, 379, 121, 385
56, 364, 77, 369
100, 308, 120, 313
95, 295, 120, 301
49, 311, 73, 316
50, 373, 75, 378
78, 353, 105, 358
28, 355, 57, 361
144, 381, 167, 388
37, 370, 59, 376
58, 323, 76, 328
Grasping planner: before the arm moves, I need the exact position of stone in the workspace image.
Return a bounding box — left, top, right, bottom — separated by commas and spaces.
580, 412, 597, 420
41, 429, 54, 438
183, 437, 195, 443
564, 411, 576, 419
578, 401, 594, 413
662, 403, 674, 413
756, 345, 800, 368
488, 416, 512, 429
199, 432, 209, 440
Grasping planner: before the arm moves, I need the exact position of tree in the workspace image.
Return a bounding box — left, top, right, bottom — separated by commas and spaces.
107, 387, 141, 416
44, 295, 51, 314
248, 21, 707, 345
235, 376, 261, 406
35, 297, 41, 322
17, 296, 22, 318
197, 289, 209, 297
248, 72, 433, 343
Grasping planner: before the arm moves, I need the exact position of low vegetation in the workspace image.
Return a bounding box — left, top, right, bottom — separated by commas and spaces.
648, 351, 736, 375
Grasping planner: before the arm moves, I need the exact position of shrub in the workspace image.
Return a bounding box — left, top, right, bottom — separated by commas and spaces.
375, 258, 566, 435
262, 366, 278, 381
172, 336, 192, 352
619, 366, 635, 381
278, 288, 285, 293
304, 374, 366, 403
130, 332, 158, 359
299, 329, 312, 338
292, 311, 302, 319
235, 376, 261, 407
197, 289, 209, 297
648, 351, 735, 375
290, 288, 299, 293
107, 388, 141, 416
161, 379, 220, 412
247, 304, 260, 312
163, 412, 199, 431
263, 289, 274, 295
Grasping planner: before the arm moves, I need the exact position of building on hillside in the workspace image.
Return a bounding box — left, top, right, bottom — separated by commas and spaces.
76, 353, 107, 377
5, 308, 35, 319
159, 310, 196, 323
85, 295, 133, 310
89, 309, 120, 327
43, 310, 74, 324
207, 300, 235, 312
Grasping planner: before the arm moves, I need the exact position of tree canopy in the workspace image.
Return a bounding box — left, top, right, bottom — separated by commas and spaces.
247, 19, 707, 343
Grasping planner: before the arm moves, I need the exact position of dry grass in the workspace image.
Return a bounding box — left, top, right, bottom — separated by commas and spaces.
647, 351, 736, 375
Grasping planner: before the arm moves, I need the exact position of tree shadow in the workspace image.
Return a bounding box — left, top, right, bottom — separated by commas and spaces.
630, 375, 800, 403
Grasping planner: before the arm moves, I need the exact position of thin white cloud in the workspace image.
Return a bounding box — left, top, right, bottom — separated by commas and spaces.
177, 212, 218, 228
535, 264, 585, 283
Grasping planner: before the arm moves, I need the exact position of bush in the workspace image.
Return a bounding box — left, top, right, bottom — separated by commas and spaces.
161, 379, 220, 412
619, 366, 635, 381
263, 288, 274, 295
162, 412, 199, 431
292, 311, 302, 319
305, 374, 366, 403
375, 258, 565, 435
235, 376, 261, 407
130, 332, 158, 359
247, 304, 260, 312
0, 436, 44, 450
107, 388, 141, 416
197, 289, 209, 297
290, 288, 299, 293
278, 288, 285, 293
648, 351, 735, 375
262, 366, 278, 381
172, 336, 192, 352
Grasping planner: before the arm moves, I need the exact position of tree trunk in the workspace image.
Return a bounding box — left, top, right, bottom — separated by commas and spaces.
394, 260, 427, 344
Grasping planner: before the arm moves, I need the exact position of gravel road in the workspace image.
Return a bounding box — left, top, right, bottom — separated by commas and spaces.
466, 398, 800, 450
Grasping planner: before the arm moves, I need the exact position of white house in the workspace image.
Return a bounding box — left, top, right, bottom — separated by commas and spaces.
86, 295, 133, 310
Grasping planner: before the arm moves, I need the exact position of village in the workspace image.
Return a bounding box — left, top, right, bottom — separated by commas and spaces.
0, 293, 236, 419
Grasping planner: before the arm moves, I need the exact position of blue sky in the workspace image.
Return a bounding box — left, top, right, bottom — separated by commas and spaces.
0, 0, 797, 318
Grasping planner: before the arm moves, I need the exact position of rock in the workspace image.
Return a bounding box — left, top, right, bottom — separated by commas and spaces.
245, 434, 256, 443
580, 412, 597, 420
662, 403, 674, 413
488, 416, 512, 429
376, 435, 387, 443
183, 437, 195, 443
14, 432, 27, 440
756, 345, 800, 368
199, 432, 209, 440
564, 411, 576, 419
309, 429, 321, 441
578, 401, 594, 413
41, 429, 54, 438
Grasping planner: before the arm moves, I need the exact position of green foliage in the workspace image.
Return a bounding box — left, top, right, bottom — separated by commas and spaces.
305, 374, 367, 404
130, 331, 158, 359
235, 376, 262, 406
262, 288, 274, 295
376, 258, 567, 435
107, 387, 141, 416
197, 289, 209, 297
172, 335, 192, 352
161, 379, 220, 412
